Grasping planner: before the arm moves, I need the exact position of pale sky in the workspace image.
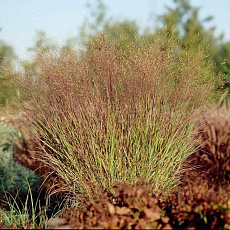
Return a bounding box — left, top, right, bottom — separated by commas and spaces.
1, 0, 230, 60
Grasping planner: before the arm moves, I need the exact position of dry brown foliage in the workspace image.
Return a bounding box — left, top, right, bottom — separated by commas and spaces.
163, 170, 230, 229
60, 175, 230, 229
62, 182, 171, 229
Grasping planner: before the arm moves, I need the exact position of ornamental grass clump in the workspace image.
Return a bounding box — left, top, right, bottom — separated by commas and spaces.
19, 34, 218, 200
194, 99, 230, 183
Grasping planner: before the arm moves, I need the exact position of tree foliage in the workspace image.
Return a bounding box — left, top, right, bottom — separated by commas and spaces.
156, 0, 230, 89
0, 29, 19, 108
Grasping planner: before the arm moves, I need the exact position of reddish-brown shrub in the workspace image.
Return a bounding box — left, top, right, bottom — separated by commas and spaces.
62, 182, 171, 229
163, 170, 230, 229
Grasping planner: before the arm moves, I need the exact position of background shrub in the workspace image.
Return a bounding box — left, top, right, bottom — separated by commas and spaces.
193, 99, 230, 183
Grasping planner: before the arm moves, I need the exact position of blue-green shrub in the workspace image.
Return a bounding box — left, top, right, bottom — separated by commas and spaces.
0, 122, 41, 194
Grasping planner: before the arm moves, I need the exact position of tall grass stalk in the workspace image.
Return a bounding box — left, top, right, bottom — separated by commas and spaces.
0, 182, 50, 229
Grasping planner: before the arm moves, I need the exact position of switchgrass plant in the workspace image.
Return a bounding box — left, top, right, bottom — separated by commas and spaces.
19, 34, 219, 200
